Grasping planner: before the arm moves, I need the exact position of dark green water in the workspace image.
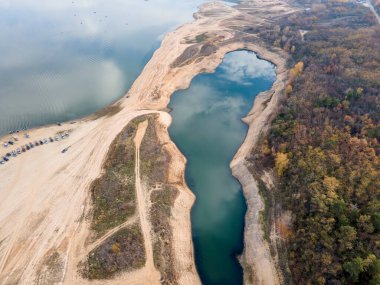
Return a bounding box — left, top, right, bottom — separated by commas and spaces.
168, 50, 275, 285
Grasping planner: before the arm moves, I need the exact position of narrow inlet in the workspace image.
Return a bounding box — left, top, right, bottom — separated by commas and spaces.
168, 50, 276, 285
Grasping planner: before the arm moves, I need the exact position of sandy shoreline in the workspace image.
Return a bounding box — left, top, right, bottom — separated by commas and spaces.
0, 1, 294, 284
231, 47, 289, 285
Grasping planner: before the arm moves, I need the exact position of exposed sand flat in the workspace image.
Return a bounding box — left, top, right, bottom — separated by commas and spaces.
0, 1, 295, 284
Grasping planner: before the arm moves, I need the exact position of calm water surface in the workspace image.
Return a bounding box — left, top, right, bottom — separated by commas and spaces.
0, 0, 206, 135
169, 51, 275, 285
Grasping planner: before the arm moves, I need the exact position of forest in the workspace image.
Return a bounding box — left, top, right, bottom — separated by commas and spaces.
252, 0, 380, 284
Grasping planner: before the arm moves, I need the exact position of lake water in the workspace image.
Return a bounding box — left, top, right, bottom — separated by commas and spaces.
169, 51, 275, 285
0, 0, 206, 135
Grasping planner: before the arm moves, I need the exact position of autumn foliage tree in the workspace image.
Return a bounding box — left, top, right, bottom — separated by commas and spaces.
275, 152, 289, 176
251, 0, 380, 283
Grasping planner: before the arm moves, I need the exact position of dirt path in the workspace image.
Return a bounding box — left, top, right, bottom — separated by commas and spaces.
133, 120, 161, 284
84, 214, 138, 257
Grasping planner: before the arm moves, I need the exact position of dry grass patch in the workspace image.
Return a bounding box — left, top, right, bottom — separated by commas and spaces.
36, 251, 65, 284
81, 223, 145, 280
90, 116, 145, 236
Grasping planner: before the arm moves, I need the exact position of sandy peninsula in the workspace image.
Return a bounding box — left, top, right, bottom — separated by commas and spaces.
0, 1, 296, 284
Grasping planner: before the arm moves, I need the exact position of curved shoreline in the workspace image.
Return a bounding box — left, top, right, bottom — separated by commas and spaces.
0, 1, 294, 284
231, 46, 288, 285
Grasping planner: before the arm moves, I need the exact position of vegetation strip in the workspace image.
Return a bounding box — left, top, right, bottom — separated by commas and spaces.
81, 223, 145, 279
140, 115, 179, 284
90, 117, 145, 236
82, 116, 148, 279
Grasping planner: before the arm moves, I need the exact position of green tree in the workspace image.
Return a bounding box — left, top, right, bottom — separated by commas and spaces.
338, 225, 357, 251
358, 215, 375, 234
343, 257, 364, 282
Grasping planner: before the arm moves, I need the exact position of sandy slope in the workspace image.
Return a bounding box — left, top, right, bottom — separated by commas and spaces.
156, 112, 201, 285
231, 54, 288, 285
0, 1, 295, 284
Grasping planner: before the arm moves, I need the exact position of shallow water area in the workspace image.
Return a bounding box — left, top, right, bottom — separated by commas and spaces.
169, 50, 276, 284
0, 0, 206, 135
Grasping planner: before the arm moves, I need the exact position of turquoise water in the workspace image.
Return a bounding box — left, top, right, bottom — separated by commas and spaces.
0, 0, 206, 135
169, 51, 275, 285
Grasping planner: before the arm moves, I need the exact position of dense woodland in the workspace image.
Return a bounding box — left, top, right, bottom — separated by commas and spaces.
253, 0, 380, 284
